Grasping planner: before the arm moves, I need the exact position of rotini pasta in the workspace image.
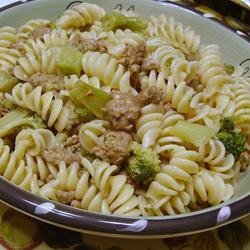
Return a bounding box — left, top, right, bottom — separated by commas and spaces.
147, 15, 200, 55
136, 104, 164, 148
186, 169, 234, 206
199, 45, 232, 98
5, 83, 71, 131
82, 51, 131, 92
0, 26, 18, 48
13, 48, 57, 81
79, 119, 110, 153
56, 3, 105, 30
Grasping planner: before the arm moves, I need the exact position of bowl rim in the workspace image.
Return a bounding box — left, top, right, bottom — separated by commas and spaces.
0, 176, 249, 236
0, 0, 249, 237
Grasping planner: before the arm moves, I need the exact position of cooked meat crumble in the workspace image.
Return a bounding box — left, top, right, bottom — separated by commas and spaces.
138, 86, 165, 106
118, 42, 147, 89
28, 72, 64, 93
42, 144, 80, 166
103, 91, 141, 132
92, 131, 132, 165
68, 34, 107, 53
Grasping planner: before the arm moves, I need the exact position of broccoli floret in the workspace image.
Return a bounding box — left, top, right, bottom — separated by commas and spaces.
217, 132, 245, 159
220, 117, 235, 132
0, 110, 46, 137
127, 142, 160, 184
217, 117, 246, 159
225, 64, 235, 74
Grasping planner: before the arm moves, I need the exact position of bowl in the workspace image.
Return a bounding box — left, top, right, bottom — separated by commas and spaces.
0, 0, 249, 238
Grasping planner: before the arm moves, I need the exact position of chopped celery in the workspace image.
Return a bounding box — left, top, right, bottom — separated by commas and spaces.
168, 120, 214, 147
0, 70, 18, 93
147, 37, 167, 52
54, 47, 83, 76
101, 12, 147, 32
0, 110, 46, 137
101, 11, 127, 31
70, 80, 111, 118
126, 16, 148, 32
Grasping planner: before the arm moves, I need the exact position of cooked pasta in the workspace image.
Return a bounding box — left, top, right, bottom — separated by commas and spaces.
13, 49, 57, 81
136, 104, 164, 148
0, 2, 248, 217
82, 51, 131, 92
56, 3, 105, 30
147, 15, 200, 55
5, 83, 71, 131
0, 26, 18, 47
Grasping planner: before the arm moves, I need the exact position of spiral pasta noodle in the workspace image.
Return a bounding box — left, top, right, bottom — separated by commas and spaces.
0, 26, 18, 48
13, 48, 57, 81
186, 169, 234, 206
81, 158, 141, 216
82, 51, 131, 92
15, 128, 56, 157
104, 29, 146, 59
5, 83, 71, 132
17, 19, 50, 38
56, 3, 105, 30
0, 47, 22, 71
79, 119, 110, 153
136, 104, 164, 148
231, 77, 250, 135
147, 15, 200, 55
199, 45, 232, 99
0, 138, 40, 194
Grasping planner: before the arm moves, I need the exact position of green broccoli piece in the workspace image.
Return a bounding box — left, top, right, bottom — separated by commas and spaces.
225, 64, 235, 74
217, 117, 246, 159
220, 117, 235, 132
0, 110, 46, 137
217, 132, 245, 159
127, 142, 161, 184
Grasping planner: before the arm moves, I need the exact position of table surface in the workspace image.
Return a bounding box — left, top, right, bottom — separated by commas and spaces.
0, 0, 249, 249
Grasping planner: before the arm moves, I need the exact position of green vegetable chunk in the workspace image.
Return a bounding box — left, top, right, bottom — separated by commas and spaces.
168, 120, 214, 147
126, 16, 147, 32
55, 47, 83, 75
127, 142, 160, 184
101, 11, 127, 31
101, 11, 147, 32
217, 117, 246, 159
0, 70, 18, 93
220, 117, 235, 132
70, 80, 111, 118
217, 131, 245, 159
225, 64, 235, 74
0, 110, 46, 137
